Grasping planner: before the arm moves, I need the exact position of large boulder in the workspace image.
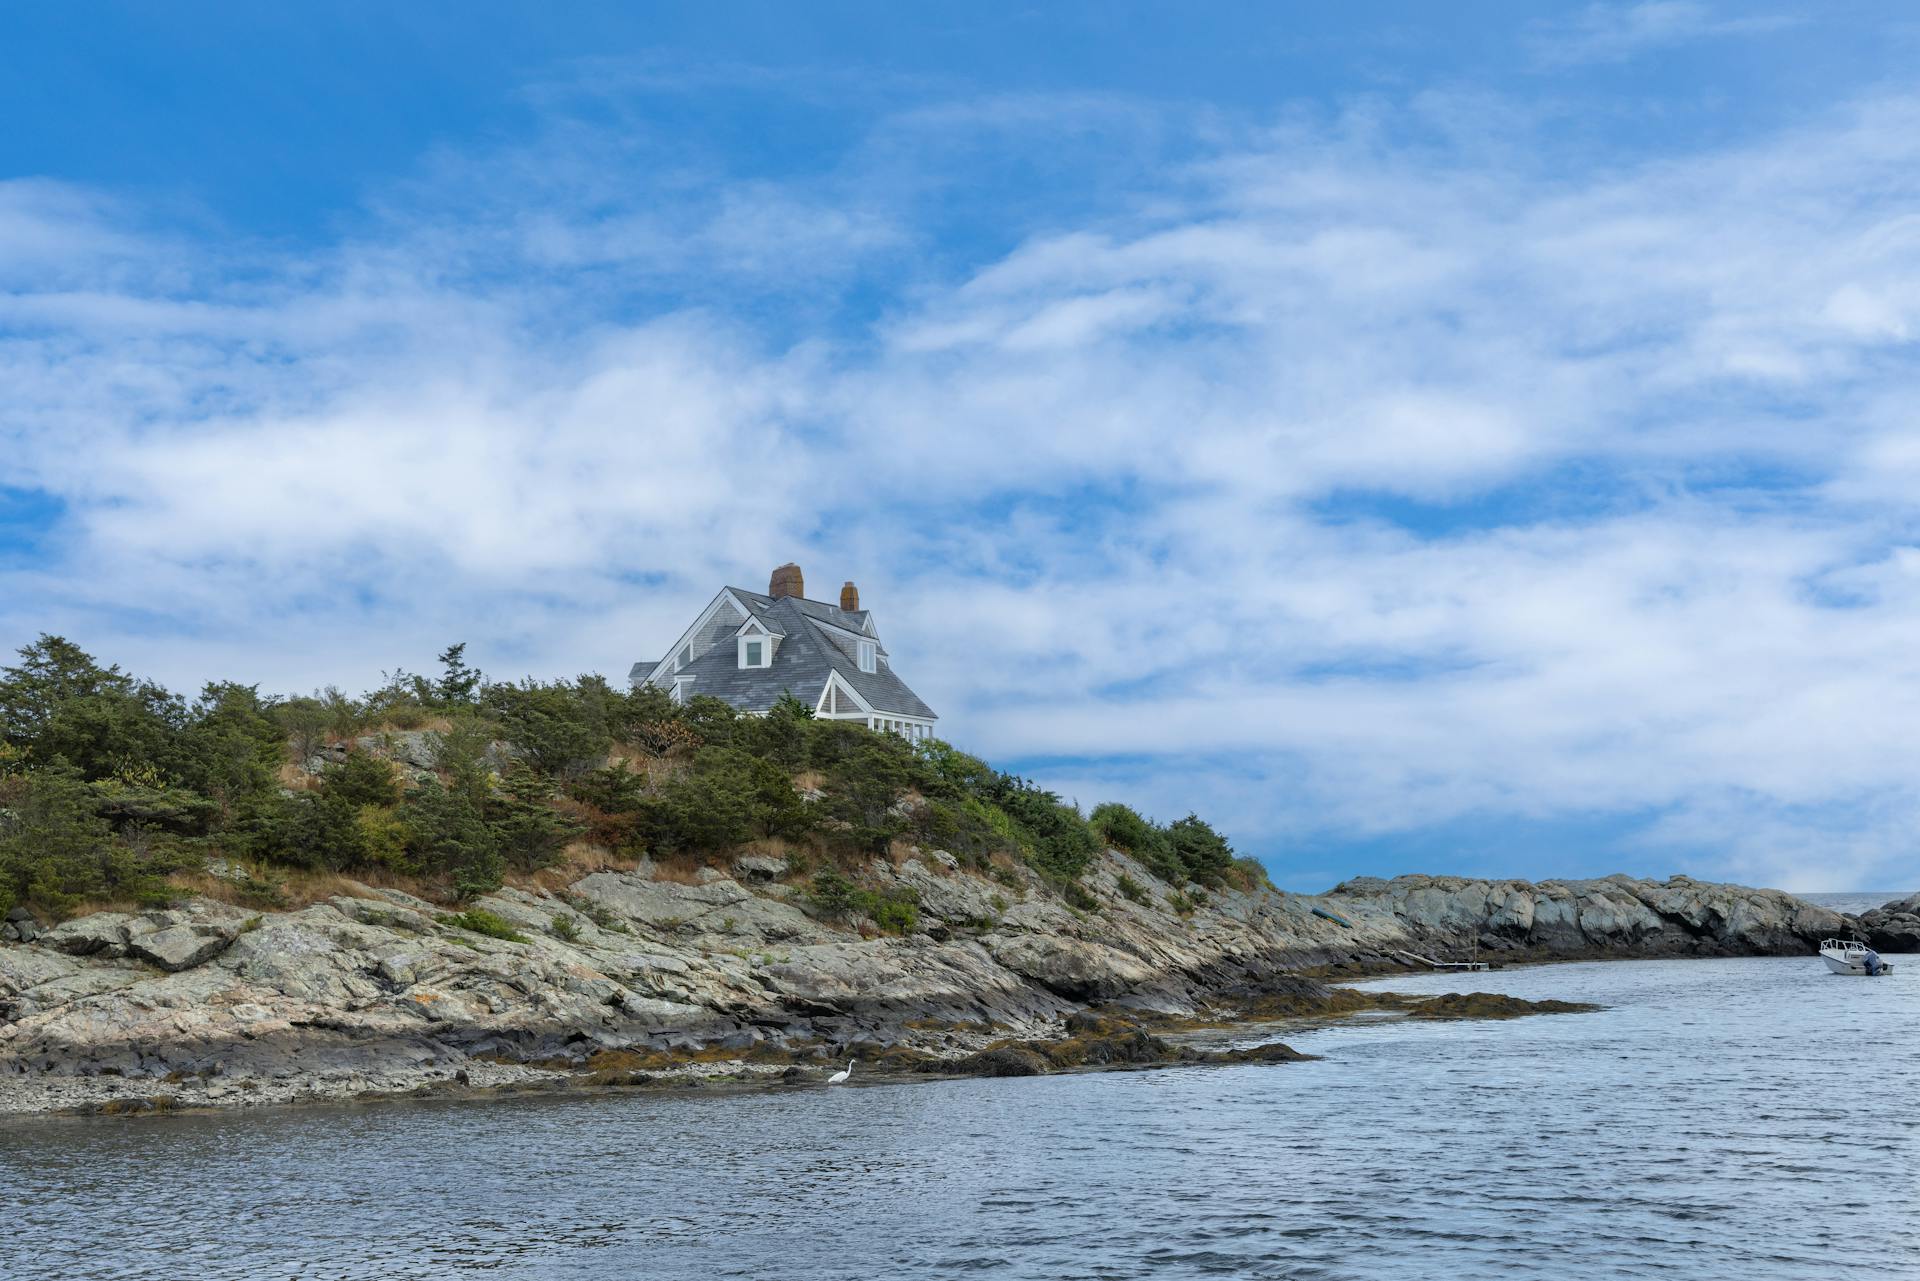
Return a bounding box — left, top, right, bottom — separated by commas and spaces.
40, 913, 140, 958
1859, 893, 1920, 951
127, 925, 235, 973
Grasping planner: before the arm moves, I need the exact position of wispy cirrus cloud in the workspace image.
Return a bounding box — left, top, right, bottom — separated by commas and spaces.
1526, 2, 1802, 68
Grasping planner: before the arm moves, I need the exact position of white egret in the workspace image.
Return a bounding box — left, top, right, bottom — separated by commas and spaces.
827, 1060, 854, 1085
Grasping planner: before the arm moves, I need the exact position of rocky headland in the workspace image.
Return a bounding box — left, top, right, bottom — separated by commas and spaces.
0, 856, 1870, 1117
1857, 893, 1920, 952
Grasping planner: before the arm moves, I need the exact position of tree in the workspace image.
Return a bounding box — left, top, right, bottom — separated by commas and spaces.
1165, 814, 1235, 887
0, 762, 132, 917
0, 635, 133, 747
402, 779, 501, 898
177, 683, 284, 820
487, 767, 579, 872
482, 680, 611, 779
434, 643, 483, 706
321, 752, 400, 808
274, 696, 332, 764
268, 790, 369, 871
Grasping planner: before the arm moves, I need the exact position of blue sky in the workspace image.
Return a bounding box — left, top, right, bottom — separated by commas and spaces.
5, 3, 1920, 890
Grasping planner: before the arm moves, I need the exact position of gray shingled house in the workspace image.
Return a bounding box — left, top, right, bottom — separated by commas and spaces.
630, 564, 938, 740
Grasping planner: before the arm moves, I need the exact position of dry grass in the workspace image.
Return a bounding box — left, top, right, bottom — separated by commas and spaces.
737, 836, 797, 863
166, 863, 437, 911
648, 855, 713, 886
58, 891, 149, 918
792, 769, 826, 794
515, 842, 643, 893
364, 715, 456, 736
275, 761, 322, 793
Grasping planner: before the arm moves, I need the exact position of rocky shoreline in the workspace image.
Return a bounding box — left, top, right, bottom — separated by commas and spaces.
0, 853, 1889, 1118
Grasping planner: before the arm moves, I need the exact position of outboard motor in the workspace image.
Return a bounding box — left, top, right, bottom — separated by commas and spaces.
1864, 949, 1883, 977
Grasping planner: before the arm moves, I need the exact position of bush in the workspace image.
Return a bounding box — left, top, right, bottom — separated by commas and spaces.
984, 774, 1100, 881
806, 868, 918, 933
0, 637, 1255, 909
322, 752, 400, 808
856, 888, 919, 934
483, 680, 612, 779
268, 790, 368, 871
1089, 802, 1155, 853
806, 867, 857, 914
402, 778, 501, 898
0, 763, 152, 918
438, 908, 528, 942
487, 767, 579, 872
1166, 814, 1235, 887
1115, 873, 1148, 904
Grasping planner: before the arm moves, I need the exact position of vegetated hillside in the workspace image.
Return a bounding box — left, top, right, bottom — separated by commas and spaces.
0, 637, 1263, 925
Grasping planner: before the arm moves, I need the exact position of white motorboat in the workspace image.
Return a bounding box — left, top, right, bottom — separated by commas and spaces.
1819, 938, 1893, 976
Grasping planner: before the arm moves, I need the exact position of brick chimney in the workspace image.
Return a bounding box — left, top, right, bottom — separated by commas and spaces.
840, 581, 860, 612
769, 562, 804, 599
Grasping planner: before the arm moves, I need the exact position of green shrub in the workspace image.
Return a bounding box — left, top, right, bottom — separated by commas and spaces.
487, 767, 580, 872
483, 679, 613, 779
0, 636, 1255, 912
549, 914, 581, 942
402, 778, 501, 898
322, 752, 400, 808
855, 888, 919, 934
1165, 814, 1235, 888
268, 790, 369, 871
1089, 802, 1155, 853
1057, 878, 1098, 913
805, 869, 919, 934
983, 774, 1100, 881
1115, 873, 1148, 904
438, 908, 528, 942
806, 867, 857, 914
0, 763, 150, 917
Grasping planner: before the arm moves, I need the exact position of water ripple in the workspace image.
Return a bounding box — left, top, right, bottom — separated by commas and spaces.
2, 955, 1915, 1279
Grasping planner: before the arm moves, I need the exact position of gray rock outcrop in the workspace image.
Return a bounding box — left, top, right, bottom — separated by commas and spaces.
0, 858, 1862, 1115
1326, 873, 1851, 959
1858, 893, 1920, 951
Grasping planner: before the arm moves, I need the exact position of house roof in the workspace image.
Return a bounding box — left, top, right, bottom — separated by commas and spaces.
632, 589, 936, 720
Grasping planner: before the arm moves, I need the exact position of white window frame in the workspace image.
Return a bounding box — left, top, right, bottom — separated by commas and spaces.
738, 635, 771, 669
857, 640, 877, 673
672, 675, 695, 704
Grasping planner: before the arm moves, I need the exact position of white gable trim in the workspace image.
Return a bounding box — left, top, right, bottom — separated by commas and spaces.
733, 615, 783, 639
814, 669, 873, 718
641, 588, 757, 688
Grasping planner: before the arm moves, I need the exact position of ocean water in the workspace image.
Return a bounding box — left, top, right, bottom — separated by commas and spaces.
1800, 890, 1913, 916
4, 956, 1915, 1280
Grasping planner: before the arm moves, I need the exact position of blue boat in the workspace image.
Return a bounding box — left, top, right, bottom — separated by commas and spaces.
1311, 906, 1354, 929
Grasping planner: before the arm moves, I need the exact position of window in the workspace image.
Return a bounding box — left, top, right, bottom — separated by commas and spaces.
672, 675, 695, 704
738, 636, 770, 668
857, 640, 876, 673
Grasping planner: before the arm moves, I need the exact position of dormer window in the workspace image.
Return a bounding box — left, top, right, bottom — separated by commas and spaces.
738, 636, 771, 669
672, 675, 695, 704
857, 640, 876, 673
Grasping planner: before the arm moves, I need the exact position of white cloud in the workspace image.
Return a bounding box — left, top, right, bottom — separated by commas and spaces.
1526, 3, 1802, 68
6, 86, 1920, 891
